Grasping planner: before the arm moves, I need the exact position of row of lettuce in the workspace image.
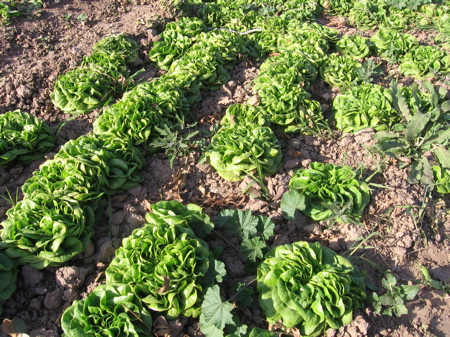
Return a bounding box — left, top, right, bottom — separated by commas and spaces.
0, 0, 449, 335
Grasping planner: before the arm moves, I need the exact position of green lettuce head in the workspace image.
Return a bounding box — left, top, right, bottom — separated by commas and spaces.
0, 196, 94, 269
257, 241, 366, 336
288, 162, 370, 222
0, 110, 55, 167
206, 124, 282, 181
61, 283, 153, 337
105, 220, 215, 319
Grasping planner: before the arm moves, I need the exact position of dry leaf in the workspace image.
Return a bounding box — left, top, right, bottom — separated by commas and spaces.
157, 276, 171, 294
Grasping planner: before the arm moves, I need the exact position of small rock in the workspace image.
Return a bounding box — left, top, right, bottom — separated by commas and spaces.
22, 265, 44, 285
44, 288, 63, 310
110, 210, 126, 226
290, 138, 302, 149
301, 158, 312, 167
125, 212, 145, 227
284, 158, 300, 170
96, 238, 121, 264
16, 84, 33, 99
55, 266, 89, 290
30, 329, 59, 337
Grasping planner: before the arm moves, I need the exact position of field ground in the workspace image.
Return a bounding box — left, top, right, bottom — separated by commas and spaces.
1, 1, 449, 336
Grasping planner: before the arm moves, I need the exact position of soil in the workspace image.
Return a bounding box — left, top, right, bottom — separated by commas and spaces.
1, 1, 450, 337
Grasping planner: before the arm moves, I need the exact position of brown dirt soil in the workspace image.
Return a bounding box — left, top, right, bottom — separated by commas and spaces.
1, 1, 450, 337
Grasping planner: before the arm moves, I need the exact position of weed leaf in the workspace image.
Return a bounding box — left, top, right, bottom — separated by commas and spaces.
216, 209, 258, 239
200, 285, 234, 332
434, 145, 450, 169
423, 127, 450, 146
256, 216, 275, 240
240, 237, 266, 262
280, 190, 306, 220
405, 111, 430, 141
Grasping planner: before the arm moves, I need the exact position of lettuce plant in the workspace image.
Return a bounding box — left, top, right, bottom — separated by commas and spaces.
320, 54, 364, 88
0, 110, 55, 167
93, 80, 189, 150
221, 104, 271, 127
433, 165, 450, 194
254, 52, 319, 91
61, 283, 153, 337
169, 48, 230, 91
336, 35, 372, 59
105, 220, 215, 319
399, 45, 450, 78
288, 162, 371, 222
21, 157, 105, 219
257, 241, 366, 336
206, 124, 282, 181
55, 134, 145, 195
190, 30, 249, 69
91, 33, 139, 64
50, 65, 124, 115
0, 252, 18, 315
147, 200, 214, 239
333, 83, 399, 133
149, 31, 196, 70
348, 0, 386, 30
0, 195, 94, 269
370, 29, 419, 63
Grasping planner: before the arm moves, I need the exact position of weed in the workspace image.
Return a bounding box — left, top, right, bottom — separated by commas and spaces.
420, 266, 450, 295
370, 272, 420, 317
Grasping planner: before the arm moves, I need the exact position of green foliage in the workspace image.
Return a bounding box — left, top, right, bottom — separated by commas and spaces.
336, 34, 372, 59
54, 134, 145, 195
149, 30, 196, 70
333, 83, 400, 133
0, 0, 41, 24
321, 0, 355, 16
0, 252, 18, 315
105, 218, 216, 319
147, 199, 214, 239
200, 285, 235, 337
91, 33, 139, 64
149, 124, 200, 168
21, 157, 104, 214
348, 0, 385, 30
206, 124, 282, 181
386, 0, 432, 10
93, 80, 189, 150
373, 81, 450, 187
221, 104, 271, 127
50, 64, 125, 115
215, 209, 275, 262
61, 283, 153, 337
51, 34, 138, 114
0, 1, 20, 23
371, 273, 419, 317
433, 164, 450, 193
253, 51, 319, 92
320, 53, 365, 88
0, 110, 55, 167
399, 45, 450, 78
257, 241, 366, 336
0, 195, 94, 269
286, 162, 371, 223
370, 29, 419, 63
420, 266, 450, 294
